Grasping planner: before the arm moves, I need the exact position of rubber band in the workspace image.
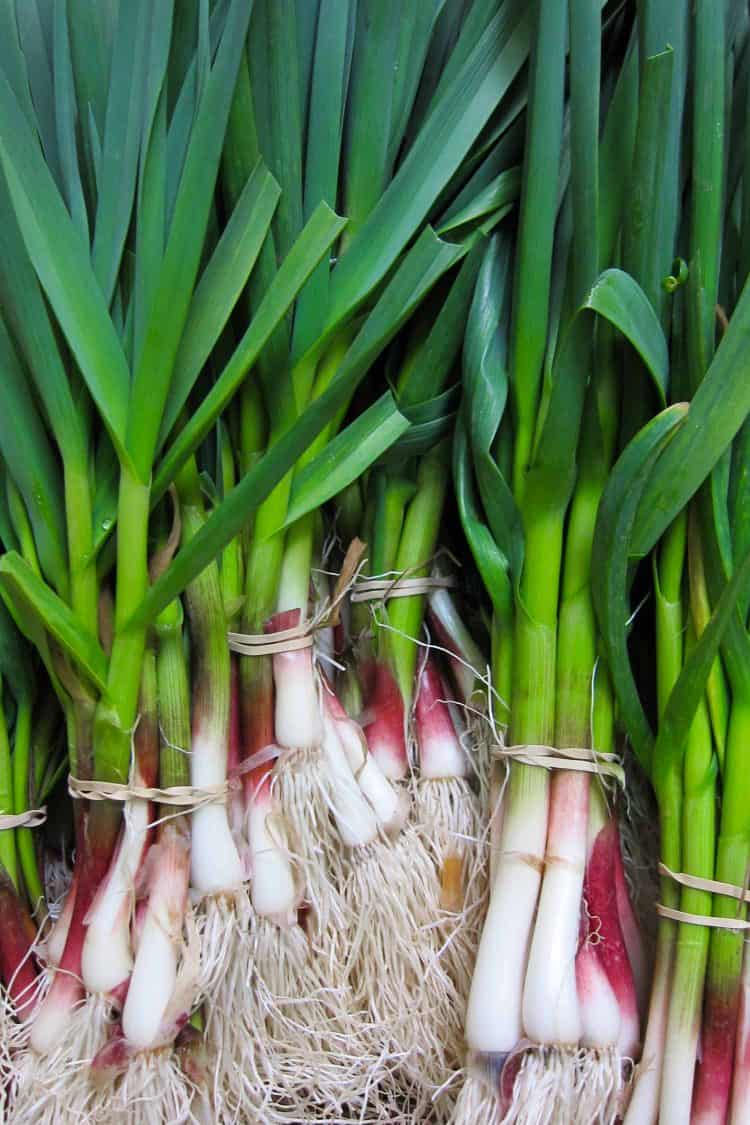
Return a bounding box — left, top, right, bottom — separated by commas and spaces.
659, 862, 750, 903
228, 540, 369, 655
68, 776, 231, 809
351, 574, 457, 603
69, 746, 291, 811
493, 743, 625, 784
656, 903, 750, 931
227, 625, 314, 656
0, 807, 47, 830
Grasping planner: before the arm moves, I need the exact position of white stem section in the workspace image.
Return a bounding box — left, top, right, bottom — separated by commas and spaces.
29, 971, 81, 1053
326, 698, 408, 834
576, 940, 621, 1047
729, 939, 750, 1125
522, 772, 588, 1045
322, 713, 378, 848
623, 925, 675, 1125
190, 726, 244, 895
273, 646, 322, 750
43, 882, 76, 967
81, 797, 151, 993
415, 660, 469, 780
465, 765, 549, 1052
122, 825, 190, 1050
660, 930, 706, 1124
246, 776, 298, 924
428, 588, 486, 705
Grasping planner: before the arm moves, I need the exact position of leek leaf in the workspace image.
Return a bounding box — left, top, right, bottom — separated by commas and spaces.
126, 0, 253, 481
632, 276, 750, 557
0, 68, 131, 460
282, 394, 411, 527
131, 226, 463, 625
0, 320, 68, 592
153, 202, 347, 501
53, 0, 89, 241
327, 0, 532, 330
0, 553, 108, 692
653, 540, 750, 787
592, 405, 687, 770
158, 161, 281, 446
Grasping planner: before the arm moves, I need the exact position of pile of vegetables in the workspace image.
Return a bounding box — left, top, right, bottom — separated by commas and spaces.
1, 1, 750, 1123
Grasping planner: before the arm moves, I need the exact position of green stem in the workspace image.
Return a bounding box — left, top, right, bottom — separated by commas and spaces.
177, 458, 230, 747
702, 694, 750, 1029
0, 684, 17, 889
63, 452, 98, 639
386, 443, 449, 707
155, 599, 191, 815
94, 462, 151, 786
12, 696, 43, 911
663, 683, 716, 1100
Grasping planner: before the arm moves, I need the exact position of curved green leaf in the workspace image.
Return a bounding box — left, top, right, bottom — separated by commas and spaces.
591, 404, 687, 770
0, 553, 108, 692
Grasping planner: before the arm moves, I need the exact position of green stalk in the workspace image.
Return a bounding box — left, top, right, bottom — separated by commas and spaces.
490, 611, 513, 723
11, 695, 43, 910
219, 423, 244, 625
698, 693, 750, 1088
177, 457, 230, 746
0, 682, 17, 888
661, 665, 716, 1118
62, 449, 98, 640
506, 494, 564, 847
688, 515, 729, 768
386, 442, 449, 707
155, 599, 191, 796
94, 462, 151, 785
652, 513, 688, 908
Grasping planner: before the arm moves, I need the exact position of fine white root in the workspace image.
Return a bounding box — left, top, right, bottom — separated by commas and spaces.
498, 1045, 626, 1125
77, 1050, 200, 1125
450, 1071, 504, 1125
414, 778, 488, 997
194, 888, 252, 999
271, 748, 349, 948
9, 992, 116, 1124
242, 915, 384, 1124
343, 821, 461, 1096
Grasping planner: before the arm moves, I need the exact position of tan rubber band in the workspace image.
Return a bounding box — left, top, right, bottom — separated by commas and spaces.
227, 624, 314, 656
494, 743, 625, 784
0, 807, 47, 830
351, 574, 456, 603
68, 776, 230, 809
659, 863, 750, 903
656, 903, 750, 931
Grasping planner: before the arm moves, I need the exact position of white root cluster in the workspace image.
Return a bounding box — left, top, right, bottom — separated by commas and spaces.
9, 993, 115, 1123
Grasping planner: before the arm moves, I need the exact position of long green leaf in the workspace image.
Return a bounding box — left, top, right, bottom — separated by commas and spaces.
133, 226, 463, 624
634, 277, 750, 557
0, 68, 131, 457
125, 0, 253, 480
653, 539, 750, 784
282, 393, 410, 527
592, 405, 687, 768
159, 160, 280, 445
327, 0, 531, 328
0, 171, 86, 465
90, 0, 151, 303
0, 553, 108, 691
53, 0, 89, 241
153, 202, 347, 500
0, 319, 68, 591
